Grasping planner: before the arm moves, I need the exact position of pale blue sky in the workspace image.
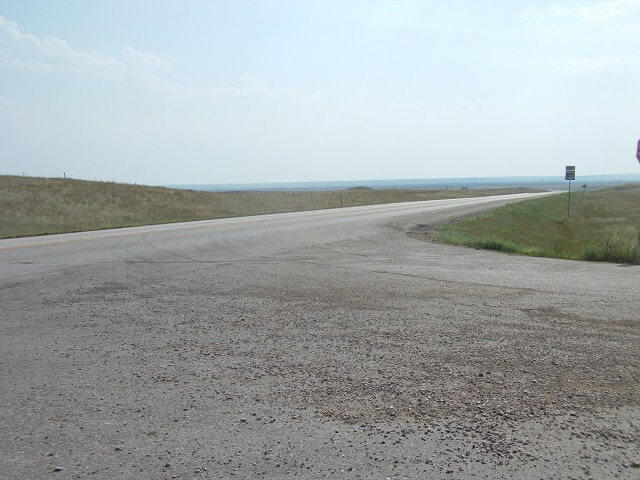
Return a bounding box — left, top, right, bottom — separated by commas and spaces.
1, 0, 638, 185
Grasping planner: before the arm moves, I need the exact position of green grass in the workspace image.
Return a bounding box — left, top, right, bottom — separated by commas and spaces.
0, 175, 542, 239
434, 184, 640, 264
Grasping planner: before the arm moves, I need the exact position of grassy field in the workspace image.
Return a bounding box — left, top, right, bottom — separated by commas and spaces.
0, 175, 542, 239
434, 184, 640, 264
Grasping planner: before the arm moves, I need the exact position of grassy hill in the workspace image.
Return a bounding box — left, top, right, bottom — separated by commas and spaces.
0, 175, 541, 239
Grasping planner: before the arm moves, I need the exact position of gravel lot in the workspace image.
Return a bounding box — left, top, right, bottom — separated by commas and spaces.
1, 204, 639, 479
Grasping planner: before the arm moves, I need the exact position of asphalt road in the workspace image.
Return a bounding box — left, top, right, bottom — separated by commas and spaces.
1, 192, 639, 480
0, 193, 549, 279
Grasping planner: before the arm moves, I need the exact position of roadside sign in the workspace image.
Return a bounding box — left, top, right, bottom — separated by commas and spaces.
565, 166, 575, 181
565, 166, 575, 217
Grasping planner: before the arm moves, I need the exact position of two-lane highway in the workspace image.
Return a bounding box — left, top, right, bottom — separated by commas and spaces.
1, 192, 551, 278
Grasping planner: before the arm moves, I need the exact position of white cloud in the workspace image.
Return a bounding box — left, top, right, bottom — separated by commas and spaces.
560, 54, 640, 72
522, 1, 640, 24
519, 2, 640, 73
519, 9, 544, 22
123, 45, 170, 71
0, 16, 128, 78
550, 0, 640, 23
0, 16, 398, 112
130, 71, 269, 99
0, 16, 279, 100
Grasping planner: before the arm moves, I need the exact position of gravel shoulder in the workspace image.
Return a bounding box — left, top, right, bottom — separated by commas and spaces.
1, 205, 638, 479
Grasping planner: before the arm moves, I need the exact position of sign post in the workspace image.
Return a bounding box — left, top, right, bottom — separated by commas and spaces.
565, 166, 575, 217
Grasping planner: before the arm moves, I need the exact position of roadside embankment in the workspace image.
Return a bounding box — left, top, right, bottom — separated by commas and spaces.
434, 184, 640, 264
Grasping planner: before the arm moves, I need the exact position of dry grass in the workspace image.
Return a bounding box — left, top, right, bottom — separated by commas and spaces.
1, 175, 542, 239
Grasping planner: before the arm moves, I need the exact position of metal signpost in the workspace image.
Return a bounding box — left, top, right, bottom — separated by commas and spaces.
565, 166, 575, 217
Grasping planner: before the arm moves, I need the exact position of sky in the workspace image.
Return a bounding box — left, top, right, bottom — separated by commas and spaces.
0, 0, 639, 185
